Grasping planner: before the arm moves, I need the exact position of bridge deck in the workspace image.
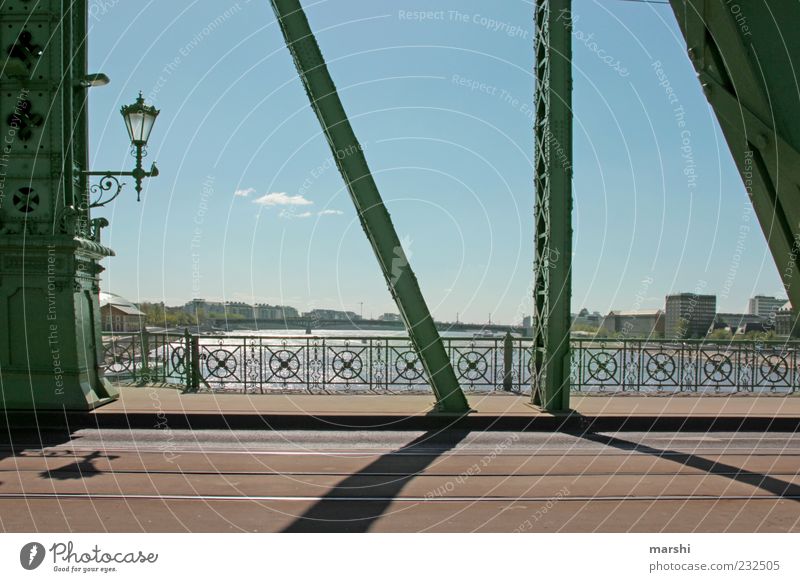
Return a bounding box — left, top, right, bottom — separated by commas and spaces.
3, 388, 800, 532
2, 428, 799, 532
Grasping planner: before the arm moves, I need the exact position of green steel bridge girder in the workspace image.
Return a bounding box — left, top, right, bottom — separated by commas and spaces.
268, 0, 469, 413
670, 1, 800, 328
532, 0, 573, 412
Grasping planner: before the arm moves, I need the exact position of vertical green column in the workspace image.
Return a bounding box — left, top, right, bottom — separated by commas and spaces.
0, 1, 117, 410
532, 0, 573, 411
269, 0, 468, 412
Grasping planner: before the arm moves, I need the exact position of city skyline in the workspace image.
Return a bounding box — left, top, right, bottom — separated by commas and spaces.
113, 290, 788, 327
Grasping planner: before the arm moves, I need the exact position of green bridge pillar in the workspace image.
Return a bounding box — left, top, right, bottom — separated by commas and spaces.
0, 1, 117, 410
532, 0, 573, 412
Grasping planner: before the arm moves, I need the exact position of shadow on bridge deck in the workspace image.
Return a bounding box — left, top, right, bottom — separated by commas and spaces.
579, 432, 800, 502
282, 430, 470, 532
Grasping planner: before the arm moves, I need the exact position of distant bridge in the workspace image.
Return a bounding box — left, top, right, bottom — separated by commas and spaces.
208, 317, 524, 334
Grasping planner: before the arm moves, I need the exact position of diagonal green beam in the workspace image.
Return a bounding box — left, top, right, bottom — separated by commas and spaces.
268, 0, 469, 412
669, 0, 800, 334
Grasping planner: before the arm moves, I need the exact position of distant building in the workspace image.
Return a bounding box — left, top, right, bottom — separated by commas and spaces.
748, 295, 787, 320
254, 304, 277, 319
711, 313, 763, 335
183, 298, 225, 317
225, 301, 252, 318
183, 300, 298, 320
304, 309, 360, 321
775, 301, 799, 337
378, 313, 401, 322
572, 308, 603, 328
601, 310, 664, 337
522, 316, 533, 338
99, 292, 144, 332
734, 321, 766, 336
281, 305, 299, 319
254, 304, 299, 319
665, 293, 716, 338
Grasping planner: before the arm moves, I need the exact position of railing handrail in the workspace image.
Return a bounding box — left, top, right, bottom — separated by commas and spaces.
101, 332, 517, 342
101, 330, 800, 345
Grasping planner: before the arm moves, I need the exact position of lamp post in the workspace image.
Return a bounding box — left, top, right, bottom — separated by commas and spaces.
84, 92, 160, 206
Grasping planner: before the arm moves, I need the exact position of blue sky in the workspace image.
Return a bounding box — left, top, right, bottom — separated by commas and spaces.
88, 0, 784, 324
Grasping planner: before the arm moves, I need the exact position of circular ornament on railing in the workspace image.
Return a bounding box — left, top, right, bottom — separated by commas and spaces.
269, 349, 300, 380
331, 350, 362, 380
759, 353, 788, 384
394, 350, 425, 381
205, 349, 237, 379
587, 351, 617, 382
702, 352, 733, 383
645, 351, 676, 383
104, 343, 133, 373
456, 351, 489, 382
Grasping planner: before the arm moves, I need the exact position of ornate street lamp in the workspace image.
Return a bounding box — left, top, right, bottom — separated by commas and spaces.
84, 92, 160, 207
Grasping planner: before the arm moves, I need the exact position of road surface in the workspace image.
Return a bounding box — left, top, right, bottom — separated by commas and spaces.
1, 429, 799, 532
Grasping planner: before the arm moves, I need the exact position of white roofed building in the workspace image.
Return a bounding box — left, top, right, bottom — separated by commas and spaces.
99, 292, 145, 333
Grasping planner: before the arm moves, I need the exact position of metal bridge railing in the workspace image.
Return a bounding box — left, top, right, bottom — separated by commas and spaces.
572, 338, 800, 394
101, 332, 528, 394
101, 330, 191, 387
101, 332, 800, 395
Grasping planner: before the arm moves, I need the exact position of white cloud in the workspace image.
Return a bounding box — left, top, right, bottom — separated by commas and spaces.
253, 192, 313, 207
234, 187, 256, 197
279, 209, 313, 219
318, 209, 343, 216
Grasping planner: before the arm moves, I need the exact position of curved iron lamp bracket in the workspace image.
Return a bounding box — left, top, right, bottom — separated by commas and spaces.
83, 161, 158, 208
86, 173, 126, 208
